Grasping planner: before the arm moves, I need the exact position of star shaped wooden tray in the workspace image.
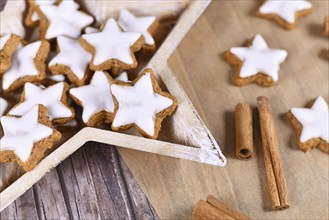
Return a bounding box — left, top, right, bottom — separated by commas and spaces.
0, 0, 226, 211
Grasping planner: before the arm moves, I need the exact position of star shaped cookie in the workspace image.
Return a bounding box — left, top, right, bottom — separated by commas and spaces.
25, 0, 57, 27
0, 104, 61, 171
2, 40, 50, 93
118, 9, 159, 50
288, 96, 329, 153
80, 18, 144, 71
110, 68, 177, 139
224, 34, 288, 87
0, 34, 21, 74
70, 71, 115, 126
49, 36, 92, 86
9, 82, 75, 124
37, 0, 94, 40
256, 0, 313, 30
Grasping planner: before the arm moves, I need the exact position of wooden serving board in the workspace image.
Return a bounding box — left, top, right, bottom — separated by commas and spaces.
1, 0, 328, 219
118, 0, 329, 219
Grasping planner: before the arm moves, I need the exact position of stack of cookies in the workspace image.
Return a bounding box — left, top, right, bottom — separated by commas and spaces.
0, 0, 177, 171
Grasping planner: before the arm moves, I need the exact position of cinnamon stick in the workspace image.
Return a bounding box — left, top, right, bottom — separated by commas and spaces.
235, 103, 254, 160
257, 96, 289, 210
206, 195, 251, 220
192, 200, 235, 220
192, 195, 251, 220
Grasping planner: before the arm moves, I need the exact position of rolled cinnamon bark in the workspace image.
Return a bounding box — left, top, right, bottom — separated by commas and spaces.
235, 103, 254, 160
206, 195, 251, 219
192, 195, 251, 220
192, 200, 235, 220
257, 96, 289, 210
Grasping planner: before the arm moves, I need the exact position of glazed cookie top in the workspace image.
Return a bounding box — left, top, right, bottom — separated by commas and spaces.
9, 82, 73, 121
0, 105, 54, 162
0, 0, 26, 37
259, 0, 312, 24
81, 18, 143, 66
31, 0, 57, 22
70, 71, 115, 123
0, 97, 8, 116
118, 9, 157, 47
2, 41, 44, 91
230, 34, 288, 81
111, 70, 175, 137
38, 0, 94, 39
291, 96, 329, 143
49, 36, 92, 80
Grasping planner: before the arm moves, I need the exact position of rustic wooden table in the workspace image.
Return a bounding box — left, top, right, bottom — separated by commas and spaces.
1, 1, 329, 219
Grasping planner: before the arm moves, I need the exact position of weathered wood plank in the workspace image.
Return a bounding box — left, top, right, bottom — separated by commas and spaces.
0, 188, 38, 220
57, 146, 101, 219
118, 0, 329, 219
117, 151, 160, 220
84, 142, 136, 219
33, 169, 70, 220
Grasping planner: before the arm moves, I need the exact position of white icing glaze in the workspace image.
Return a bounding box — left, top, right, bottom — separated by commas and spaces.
48, 74, 65, 82
39, 0, 93, 39
81, 18, 142, 66
31, 0, 56, 22
0, 34, 11, 50
70, 71, 114, 123
111, 72, 173, 136
115, 71, 129, 82
84, 27, 99, 34
230, 34, 288, 81
291, 96, 329, 143
49, 36, 92, 80
0, 98, 8, 116
0, 0, 26, 37
9, 82, 73, 120
0, 105, 53, 162
118, 9, 156, 46
259, 0, 312, 24
2, 41, 42, 90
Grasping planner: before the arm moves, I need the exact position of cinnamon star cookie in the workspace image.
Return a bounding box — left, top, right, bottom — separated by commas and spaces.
118, 9, 159, 50
70, 71, 115, 127
49, 36, 92, 86
1, 40, 50, 93
37, 0, 94, 40
110, 68, 177, 139
256, 0, 313, 30
287, 96, 329, 153
224, 34, 288, 87
80, 18, 144, 71
9, 82, 75, 124
0, 105, 61, 171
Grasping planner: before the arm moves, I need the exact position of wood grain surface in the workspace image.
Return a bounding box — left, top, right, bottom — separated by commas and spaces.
1, 1, 328, 219
0, 143, 159, 219
118, 0, 329, 219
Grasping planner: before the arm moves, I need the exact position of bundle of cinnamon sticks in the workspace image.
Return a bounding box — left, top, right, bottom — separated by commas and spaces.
234, 97, 289, 210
